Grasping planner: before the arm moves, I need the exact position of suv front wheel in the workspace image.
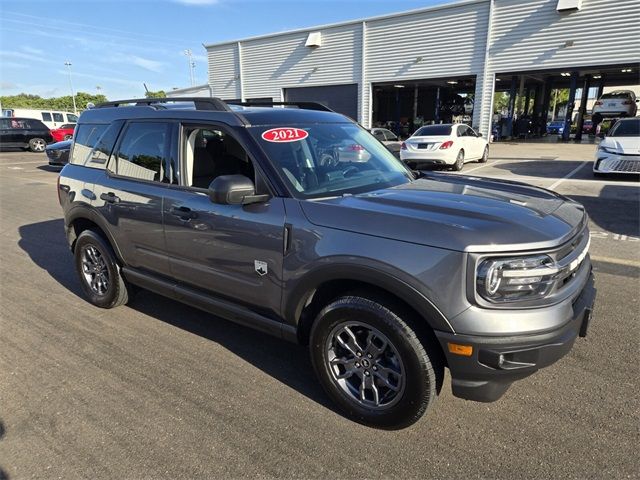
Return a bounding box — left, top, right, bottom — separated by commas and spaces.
74, 230, 132, 308
310, 295, 442, 429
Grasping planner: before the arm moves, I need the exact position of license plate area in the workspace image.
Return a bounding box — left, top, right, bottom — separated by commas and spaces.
417, 143, 432, 149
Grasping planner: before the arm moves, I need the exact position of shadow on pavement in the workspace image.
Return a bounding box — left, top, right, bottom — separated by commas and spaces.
18, 219, 85, 299
568, 185, 640, 237
493, 160, 586, 179
18, 219, 335, 414
0, 419, 8, 480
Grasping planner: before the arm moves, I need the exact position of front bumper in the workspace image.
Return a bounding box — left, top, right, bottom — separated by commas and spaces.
435, 273, 596, 402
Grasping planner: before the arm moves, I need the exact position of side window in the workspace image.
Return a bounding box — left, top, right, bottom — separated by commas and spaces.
66, 114, 78, 123
70, 124, 109, 167
0, 119, 10, 129
42, 112, 52, 122
53, 113, 64, 123
30, 120, 48, 130
458, 125, 468, 137
384, 130, 398, 141
113, 122, 170, 182
183, 126, 255, 189
372, 130, 385, 141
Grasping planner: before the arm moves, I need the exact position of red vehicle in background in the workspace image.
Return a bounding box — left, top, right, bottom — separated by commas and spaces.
50, 123, 75, 142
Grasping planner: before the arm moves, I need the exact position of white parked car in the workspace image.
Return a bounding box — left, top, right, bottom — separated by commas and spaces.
1, 108, 78, 129
592, 90, 638, 119
400, 123, 488, 171
594, 117, 640, 175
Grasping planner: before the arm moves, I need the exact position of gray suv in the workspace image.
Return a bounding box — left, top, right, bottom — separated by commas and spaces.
58, 98, 595, 429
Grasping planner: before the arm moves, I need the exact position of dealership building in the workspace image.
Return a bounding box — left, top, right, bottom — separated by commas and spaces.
173, 0, 639, 139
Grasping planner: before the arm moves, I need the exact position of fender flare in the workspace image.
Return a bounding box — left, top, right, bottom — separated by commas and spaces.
65, 204, 125, 263
284, 263, 454, 334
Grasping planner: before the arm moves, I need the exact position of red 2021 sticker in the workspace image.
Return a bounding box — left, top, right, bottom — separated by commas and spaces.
261, 127, 309, 143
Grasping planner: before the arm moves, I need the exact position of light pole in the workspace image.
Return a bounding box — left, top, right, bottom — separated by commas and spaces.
183, 49, 195, 86
64, 61, 77, 115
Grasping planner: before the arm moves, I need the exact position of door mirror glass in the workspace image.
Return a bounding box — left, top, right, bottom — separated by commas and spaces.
208, 174, 269, 205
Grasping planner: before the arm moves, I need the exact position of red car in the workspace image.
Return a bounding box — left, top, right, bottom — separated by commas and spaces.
50, 123, 75, 142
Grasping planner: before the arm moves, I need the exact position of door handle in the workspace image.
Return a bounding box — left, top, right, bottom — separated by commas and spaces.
170, 206, 197, 220
100, 192, 120, 204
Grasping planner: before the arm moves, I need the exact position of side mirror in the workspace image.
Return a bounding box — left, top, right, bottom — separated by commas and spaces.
208, 175, 269, 205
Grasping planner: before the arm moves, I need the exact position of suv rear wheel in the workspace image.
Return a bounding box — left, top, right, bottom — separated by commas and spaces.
310, 295, 441, 429
28, 138, 46, 152
74, 230, 132, 308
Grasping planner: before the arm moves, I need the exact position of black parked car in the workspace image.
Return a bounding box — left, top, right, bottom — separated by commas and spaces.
0, 117, 53, 152
46, 139, 72, 166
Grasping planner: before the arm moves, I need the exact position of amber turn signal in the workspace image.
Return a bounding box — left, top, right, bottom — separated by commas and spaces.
447, 343, 473, 356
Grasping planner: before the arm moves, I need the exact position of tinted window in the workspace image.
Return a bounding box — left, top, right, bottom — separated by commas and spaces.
113, 122, 170, 182
53, 113, 64, 122
29, 119, 48, 130
608, 119, 640, 137
372, 130, 385, 140
413, 125, 452, 136
66, 114, 78, 123
70, 124, 109, 167
601, 92, 632, 99
42, 112, 52, 122
0, 119, 10, 129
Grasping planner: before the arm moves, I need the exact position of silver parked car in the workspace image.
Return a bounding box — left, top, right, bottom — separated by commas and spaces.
370, 127, 402, 157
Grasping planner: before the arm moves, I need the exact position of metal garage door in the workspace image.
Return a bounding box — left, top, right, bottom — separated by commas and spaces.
284, 84, 358, 120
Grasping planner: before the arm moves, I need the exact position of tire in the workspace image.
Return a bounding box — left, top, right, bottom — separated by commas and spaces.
310, 295, 442, 430
479, 145, 489, 163
74, 230, 132, 309
452, 149, 464, 171
28, 138, 46, 152
63, 134, 73, 141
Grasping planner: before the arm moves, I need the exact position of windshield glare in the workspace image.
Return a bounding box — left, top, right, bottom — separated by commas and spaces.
252, 123, 413, 198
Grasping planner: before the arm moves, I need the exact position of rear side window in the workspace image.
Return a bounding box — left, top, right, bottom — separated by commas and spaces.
29, 120, 48, 130
112, 122, 171, 182
53, 113, 64, 123
42, 112, 52, 122
70, 124, 109, 167
66, 114, 78, 123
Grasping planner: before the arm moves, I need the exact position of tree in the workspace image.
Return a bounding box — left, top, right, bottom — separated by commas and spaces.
0, 92, 107, 112
145, 90, 166, 98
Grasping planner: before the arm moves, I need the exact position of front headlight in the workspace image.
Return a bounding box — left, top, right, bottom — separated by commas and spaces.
476, 255, 559, 303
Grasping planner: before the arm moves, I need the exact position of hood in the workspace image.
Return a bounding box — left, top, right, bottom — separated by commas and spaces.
300, 173, 586, 253
602, 136, 640, 154
46, 140, 72, 151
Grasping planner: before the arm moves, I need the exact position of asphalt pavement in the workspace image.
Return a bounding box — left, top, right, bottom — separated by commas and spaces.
0, 143, 638, 479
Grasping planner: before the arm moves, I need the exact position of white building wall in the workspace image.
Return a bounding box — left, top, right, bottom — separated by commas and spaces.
489, 0, 640, 73
205, 0, 639, 133
207, 43, 241, 100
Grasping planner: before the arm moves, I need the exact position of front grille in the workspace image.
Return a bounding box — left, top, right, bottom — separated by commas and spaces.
607, 159, 640, 173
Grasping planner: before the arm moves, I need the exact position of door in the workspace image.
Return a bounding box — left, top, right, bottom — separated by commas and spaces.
162, 124, 286, 316
93, 120, 175, 276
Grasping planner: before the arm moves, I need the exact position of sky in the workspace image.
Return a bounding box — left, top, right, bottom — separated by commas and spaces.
0, 0, 445, 102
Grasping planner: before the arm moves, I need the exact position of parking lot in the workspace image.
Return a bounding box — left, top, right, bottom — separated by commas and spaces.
0, 143, 638, 479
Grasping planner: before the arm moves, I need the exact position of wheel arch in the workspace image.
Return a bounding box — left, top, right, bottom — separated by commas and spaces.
66, 206, 123, 262
285, 265, 454, 346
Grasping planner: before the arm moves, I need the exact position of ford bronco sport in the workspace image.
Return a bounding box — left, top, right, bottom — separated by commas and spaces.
58, 98, 595, 429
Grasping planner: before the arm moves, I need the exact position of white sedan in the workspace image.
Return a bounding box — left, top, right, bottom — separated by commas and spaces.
594, 117, 640, 175
400, 123, 489, 171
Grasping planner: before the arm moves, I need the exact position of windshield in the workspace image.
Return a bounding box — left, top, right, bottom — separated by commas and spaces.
608, 119, 640, 137
413, 125, 452, 136
251, 123, 413, 199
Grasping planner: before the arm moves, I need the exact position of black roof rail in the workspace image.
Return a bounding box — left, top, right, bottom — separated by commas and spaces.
226, 100, 334, 112
95, 97, 233, 112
